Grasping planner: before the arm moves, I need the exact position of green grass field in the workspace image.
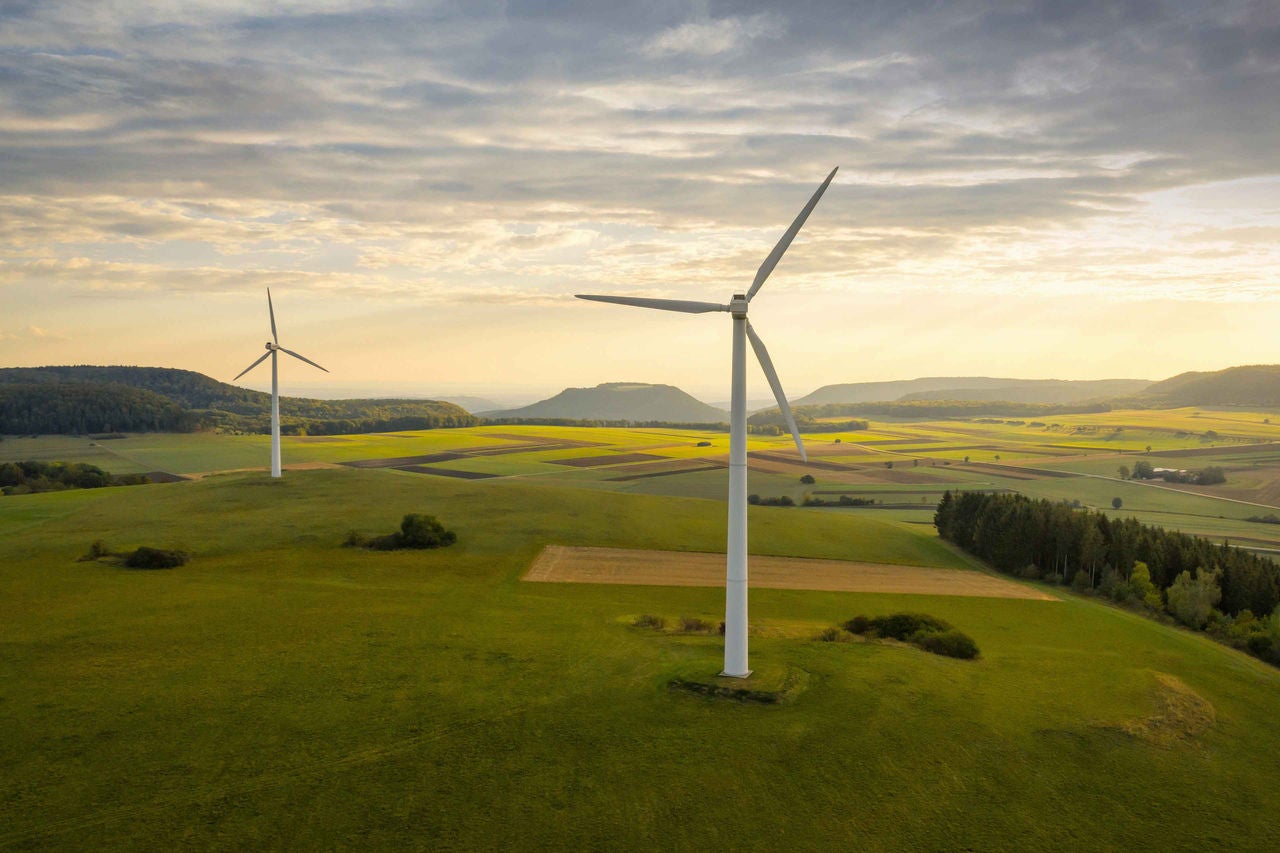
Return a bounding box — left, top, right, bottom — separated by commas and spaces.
3, 451, 1280, 849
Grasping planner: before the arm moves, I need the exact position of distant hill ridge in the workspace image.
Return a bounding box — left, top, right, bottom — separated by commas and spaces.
0, 365, 476, 435
484, 382, 728, 423
1138, 365, 1280, 408
795, 376, 1152, 406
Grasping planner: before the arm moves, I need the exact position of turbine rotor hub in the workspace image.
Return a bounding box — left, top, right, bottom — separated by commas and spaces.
265, 342, 278, 351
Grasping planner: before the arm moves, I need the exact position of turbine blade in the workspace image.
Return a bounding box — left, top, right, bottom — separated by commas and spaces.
267, 288, 278, 344
745, 321, 806, 462
746, 166, 838, 302
232, 350, 271, 382
280, 347, 329, 373
576, 294, 728, 314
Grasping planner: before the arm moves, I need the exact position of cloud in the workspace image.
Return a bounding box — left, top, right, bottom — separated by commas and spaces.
0, 0, 1276, 320
0, 324, 65, 341
642, 13, 784, 58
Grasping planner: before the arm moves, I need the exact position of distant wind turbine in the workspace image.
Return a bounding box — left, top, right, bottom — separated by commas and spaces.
233, 289, 328, 478
578, 167, 837, 678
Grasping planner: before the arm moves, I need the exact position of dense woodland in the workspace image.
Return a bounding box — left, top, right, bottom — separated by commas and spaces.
0, 367, 476, 435
0, 383, 196, 434
935, 491, 1280, 665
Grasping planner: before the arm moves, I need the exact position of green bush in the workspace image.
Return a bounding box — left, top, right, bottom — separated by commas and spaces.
124, 547, 188, 569
866, 612, 952, 641
79, 539, 113, 561
816, 627, 841, 642
842, 612, 980, 659
634, 614, 666, 629
678, 616, 712, 633
843, 615, 871, 635
349, 513, 457, 551
915, 630, 980, 659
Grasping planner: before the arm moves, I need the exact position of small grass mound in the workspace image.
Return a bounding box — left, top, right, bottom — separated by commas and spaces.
668, 662, 809, 704
842, 612, 980, 660
1104, 672, 1216, 746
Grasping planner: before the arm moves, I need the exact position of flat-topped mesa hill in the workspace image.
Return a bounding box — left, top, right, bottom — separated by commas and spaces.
484, 382, 729, 423
793, 376, 1153, 407
0, 365, 476, 435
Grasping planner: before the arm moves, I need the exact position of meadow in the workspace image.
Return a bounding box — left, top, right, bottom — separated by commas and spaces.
4, 410, 1280, 849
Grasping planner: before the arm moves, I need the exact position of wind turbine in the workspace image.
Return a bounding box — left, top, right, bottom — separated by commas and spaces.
233, 289, 328, 478
578, 167, 837, 678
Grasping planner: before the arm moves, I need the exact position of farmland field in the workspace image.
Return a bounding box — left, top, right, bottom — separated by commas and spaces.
4, 409, 1280, 849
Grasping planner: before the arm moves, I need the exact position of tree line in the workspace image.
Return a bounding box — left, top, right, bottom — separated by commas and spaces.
934, 490, 1280, 665
1, 460, 151, 496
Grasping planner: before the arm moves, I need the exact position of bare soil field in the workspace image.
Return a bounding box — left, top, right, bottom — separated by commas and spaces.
524, 545, 1056, 600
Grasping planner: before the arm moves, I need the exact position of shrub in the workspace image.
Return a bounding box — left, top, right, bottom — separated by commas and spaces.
867, 612, 951, 641
799, 474, 815, 484
124, 547, 188, 569
843, 615, 871, 635
679, 616, 712, 633
79, 539, 112, 561
398, 513, 457, 548
915, 630, 980, 659
696, 440, 712, 447
349, 513, 457, 550
1111, 497, 1122, 509
1020, 563, 1041, 579
842, 612, 979, 659
816, 627, 841, 642
634, 614, 666, 629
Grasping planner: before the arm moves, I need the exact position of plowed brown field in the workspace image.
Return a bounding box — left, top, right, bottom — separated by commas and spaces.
524, 546, 1056, 600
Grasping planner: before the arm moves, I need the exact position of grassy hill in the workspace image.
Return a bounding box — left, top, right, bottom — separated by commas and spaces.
0, 365, 477, 435
485, 382, 729, 423
795, 377, 1151, 406
2, 465, 1278, 849
1139, 364, 1280, 408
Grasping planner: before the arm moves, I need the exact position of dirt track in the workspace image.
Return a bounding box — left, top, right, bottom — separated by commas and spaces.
524, 546, 1055, 600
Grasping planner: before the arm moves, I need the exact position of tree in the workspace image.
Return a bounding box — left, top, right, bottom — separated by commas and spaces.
1112, 497, 1123, 509
1165, 568, 1223, 629
1133, 460, 1155, 479
1117, 465, 1130, 480
799, 474, 815, 484
1129, 562, 1163, 610
398, 513, 454, 548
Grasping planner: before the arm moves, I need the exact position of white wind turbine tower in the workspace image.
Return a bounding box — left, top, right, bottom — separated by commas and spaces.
233, 289, 329, 478
578, 167, 837, 678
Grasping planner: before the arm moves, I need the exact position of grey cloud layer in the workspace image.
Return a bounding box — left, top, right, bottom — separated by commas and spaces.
0, 0, 1276, 300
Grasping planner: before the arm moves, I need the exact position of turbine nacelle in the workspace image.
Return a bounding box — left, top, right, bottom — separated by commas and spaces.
729, 294, 748, 317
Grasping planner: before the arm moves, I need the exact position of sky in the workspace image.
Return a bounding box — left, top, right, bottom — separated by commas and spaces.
1, 0, 1278, 403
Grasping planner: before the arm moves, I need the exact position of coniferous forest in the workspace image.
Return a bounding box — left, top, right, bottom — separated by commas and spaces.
934, 490, 1280, 665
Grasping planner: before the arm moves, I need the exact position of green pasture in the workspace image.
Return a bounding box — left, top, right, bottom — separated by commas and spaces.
2, 469, 1280, 850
